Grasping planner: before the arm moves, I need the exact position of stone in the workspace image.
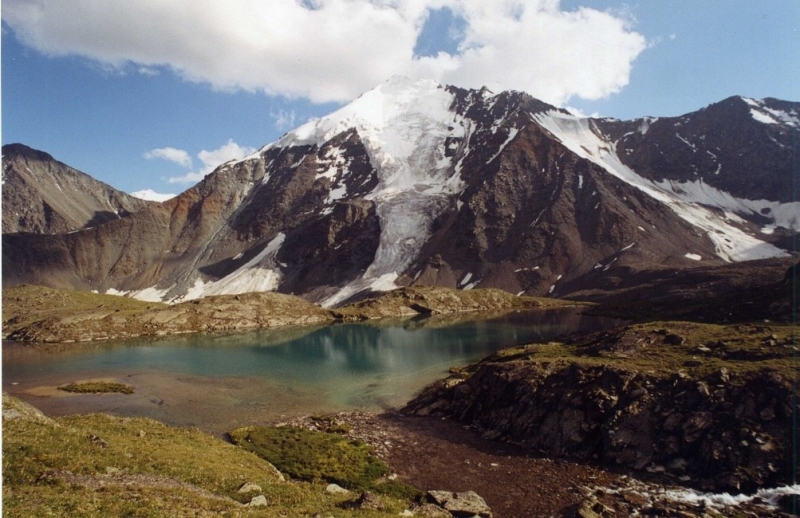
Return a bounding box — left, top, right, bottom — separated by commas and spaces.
576, 498, 602, 518
238, 482, 263, 494
353, 491, 382, 510
248, 495, 268, 507
621, 491, 648, 506
87, 434, 108, 449
664, 333, 685, 345
325, 483, 350, 495
427, 490, 492, 517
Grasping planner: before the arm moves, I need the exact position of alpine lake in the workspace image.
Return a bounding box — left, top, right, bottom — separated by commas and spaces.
3, 307, 618, 435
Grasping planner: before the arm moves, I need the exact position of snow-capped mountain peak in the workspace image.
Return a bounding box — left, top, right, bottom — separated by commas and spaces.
3, 84, 797, 308
267, 76, 472, 305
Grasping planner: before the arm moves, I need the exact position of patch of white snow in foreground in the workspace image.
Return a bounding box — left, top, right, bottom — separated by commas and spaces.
532, 111, 790, 262
666, 484, 800, 510
685, 253, 702, 261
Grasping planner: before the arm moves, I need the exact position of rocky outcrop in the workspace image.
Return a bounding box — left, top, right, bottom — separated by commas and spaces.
405, 321, 799, 493
3, 288, 334, 343
332, 286, 567, 320
2, 392, 58, 427
2, 284, 555, 344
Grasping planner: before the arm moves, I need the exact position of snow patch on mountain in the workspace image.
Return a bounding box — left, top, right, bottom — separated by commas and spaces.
180, 233, 286, 300
107, 285, 172, 303
742, 97, 800, 128
654, 178, 800, 232
486, 127, 519, 164
532, 110, 790, 262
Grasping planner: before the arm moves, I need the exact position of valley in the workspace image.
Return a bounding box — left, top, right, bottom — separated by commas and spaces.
2, 78, 798, 516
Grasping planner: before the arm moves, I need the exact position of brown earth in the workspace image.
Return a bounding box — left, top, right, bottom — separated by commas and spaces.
287, 411, 796, 517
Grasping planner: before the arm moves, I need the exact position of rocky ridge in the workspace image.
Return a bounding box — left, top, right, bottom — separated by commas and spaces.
2, 143, 153, 234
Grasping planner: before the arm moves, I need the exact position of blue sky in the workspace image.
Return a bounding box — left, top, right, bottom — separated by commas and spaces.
2, 0, 798, 197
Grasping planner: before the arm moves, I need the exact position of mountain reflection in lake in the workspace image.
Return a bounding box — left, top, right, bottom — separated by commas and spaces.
3, 308, 617, 433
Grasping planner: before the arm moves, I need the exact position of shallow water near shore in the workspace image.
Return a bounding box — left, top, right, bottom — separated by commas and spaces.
3, 308, 617, 434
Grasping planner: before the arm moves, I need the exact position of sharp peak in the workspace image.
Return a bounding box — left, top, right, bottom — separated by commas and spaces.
2, 143, 56, 162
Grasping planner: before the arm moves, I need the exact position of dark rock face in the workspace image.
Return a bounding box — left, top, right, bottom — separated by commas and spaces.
2, 80, 797, 305
2, 143, 153, 234
601, 96, 798, 203
277, 199, 381, 299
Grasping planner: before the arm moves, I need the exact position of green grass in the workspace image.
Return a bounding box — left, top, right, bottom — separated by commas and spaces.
229, 426, 422, 500
3, 396, 412, 516
484, 320, 799, 382
58, 382, 135, 394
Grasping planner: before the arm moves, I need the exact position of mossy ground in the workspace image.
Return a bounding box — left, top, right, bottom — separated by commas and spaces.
484, 320, 799, 382
2, 396, 413, 517
229, 426, 422, 500
2, 284, 162, 337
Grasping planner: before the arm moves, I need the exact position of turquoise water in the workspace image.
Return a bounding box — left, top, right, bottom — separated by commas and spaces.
3, 308, 617, 430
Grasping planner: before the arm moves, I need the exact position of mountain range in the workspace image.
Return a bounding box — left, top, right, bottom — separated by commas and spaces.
3, 77, 798, 307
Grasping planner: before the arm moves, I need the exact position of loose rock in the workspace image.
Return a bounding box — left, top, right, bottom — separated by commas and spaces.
427, 490, 492, 517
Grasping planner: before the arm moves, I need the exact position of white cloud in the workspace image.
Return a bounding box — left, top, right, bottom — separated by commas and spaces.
271, 108, 297, 130
3, 0, 647, 107
143, 147, 193, 168
167, 140, 256, 184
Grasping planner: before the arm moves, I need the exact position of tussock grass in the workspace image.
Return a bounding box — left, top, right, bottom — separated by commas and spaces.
3, 395, 411, 516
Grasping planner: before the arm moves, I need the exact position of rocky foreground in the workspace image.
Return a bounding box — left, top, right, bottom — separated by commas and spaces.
404, 321, 799, 497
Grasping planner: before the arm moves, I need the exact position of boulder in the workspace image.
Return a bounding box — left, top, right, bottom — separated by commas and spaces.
237, 482, 262, 494
427, 490, 492, 517
325, 483, 350, 495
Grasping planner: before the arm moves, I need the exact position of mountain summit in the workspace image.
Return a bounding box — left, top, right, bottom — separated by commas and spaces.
2, 143, 153, 234
3, 78, 798, 306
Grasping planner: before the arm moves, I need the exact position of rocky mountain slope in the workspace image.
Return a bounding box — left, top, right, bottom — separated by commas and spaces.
3, 78, 797, 306
2, 143, 153, 234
